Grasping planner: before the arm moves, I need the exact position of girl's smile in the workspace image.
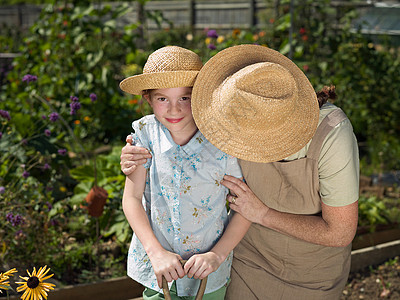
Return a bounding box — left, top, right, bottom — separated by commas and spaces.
166, 117, 184, 123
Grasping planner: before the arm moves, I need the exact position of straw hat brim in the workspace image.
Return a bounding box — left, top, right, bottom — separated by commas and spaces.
191, 44, 319, 163
120, 70, 200, 95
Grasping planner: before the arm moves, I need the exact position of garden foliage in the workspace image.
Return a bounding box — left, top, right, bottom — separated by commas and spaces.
0, 0, 399, 287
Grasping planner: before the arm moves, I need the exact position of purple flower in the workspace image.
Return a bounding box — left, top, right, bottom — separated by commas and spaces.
6, 212, 13, 222
90, 93, 97, 102
22, 74, 38, 83
44, 129, 51, 136
22, 170, 30, 178
70, 101, 81, 115
21, 139, 27, 145
70, 95, 79, 102
43, 163, 50, 170
58, 148, 67, 156
70, 96, 81, 115
42, 115, 47, 120
45, 201, 53, 211
207, 43, 217, 50
0, 132, 2, 139
0, 186, 5, 194
6, 213, 25, 227
49, 112, 59, 122
0, 109, 11, 121
207, 29, 219, 38
14, 214, 24, 226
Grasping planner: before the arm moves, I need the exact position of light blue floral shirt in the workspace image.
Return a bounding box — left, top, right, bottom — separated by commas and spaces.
127, 115, 242, 297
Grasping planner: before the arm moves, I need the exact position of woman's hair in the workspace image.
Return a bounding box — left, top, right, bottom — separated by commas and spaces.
316, 85, 336, 108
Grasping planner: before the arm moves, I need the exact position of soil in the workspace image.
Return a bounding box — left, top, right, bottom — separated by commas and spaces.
341, 256, 400, 299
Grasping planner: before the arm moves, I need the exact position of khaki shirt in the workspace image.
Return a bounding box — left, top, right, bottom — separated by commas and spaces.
285, 102, 359, 207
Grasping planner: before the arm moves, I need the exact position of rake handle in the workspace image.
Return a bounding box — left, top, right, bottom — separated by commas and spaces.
162, 259, 208, 300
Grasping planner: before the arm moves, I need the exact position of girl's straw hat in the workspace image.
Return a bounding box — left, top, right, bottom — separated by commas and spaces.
120, 46, 203, 95
191, 44, 319, 163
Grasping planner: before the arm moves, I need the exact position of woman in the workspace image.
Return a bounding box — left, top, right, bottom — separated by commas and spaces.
120, 44, 359, 299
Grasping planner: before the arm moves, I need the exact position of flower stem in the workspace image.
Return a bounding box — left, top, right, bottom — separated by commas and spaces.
32, 93, 89, 160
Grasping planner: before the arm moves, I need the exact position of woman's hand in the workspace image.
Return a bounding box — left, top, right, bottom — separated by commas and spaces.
148, 249, 185, 288
120, 135, 152, 175
184, 252, 222, 280
221, 175, 269, 224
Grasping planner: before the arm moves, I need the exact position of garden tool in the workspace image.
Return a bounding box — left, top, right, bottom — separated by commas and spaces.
162, 259, 208, 300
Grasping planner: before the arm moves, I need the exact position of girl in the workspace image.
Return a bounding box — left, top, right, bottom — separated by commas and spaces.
120, 46, 251, 300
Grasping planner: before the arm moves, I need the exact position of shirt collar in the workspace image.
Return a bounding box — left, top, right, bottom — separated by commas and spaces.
157, 120, 206, 155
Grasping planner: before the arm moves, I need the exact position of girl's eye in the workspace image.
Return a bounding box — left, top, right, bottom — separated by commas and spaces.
181, 97, 191, 101
157, 97, 167, 102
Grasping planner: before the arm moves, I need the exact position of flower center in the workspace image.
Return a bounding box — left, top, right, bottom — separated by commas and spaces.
27, 276, 39, 289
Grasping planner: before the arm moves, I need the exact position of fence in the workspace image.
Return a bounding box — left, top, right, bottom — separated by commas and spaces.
0, 1, 378, 33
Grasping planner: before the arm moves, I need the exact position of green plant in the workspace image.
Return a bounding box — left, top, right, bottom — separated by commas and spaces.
1, 3, 141, 146
0, 2, 142, 284
357, 195, 400, 232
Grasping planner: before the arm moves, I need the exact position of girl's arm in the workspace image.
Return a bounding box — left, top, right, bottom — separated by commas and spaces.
122, 166, 184, 288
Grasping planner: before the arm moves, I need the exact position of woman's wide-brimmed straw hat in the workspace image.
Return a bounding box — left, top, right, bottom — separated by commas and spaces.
192, 44, 319, 163
120, 46, 203, 95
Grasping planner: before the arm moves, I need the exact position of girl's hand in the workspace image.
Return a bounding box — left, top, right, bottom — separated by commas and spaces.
148, 250, 185, 288
184, 252, 222, 279
221, 175, 269, 224
120, 135, 152, 175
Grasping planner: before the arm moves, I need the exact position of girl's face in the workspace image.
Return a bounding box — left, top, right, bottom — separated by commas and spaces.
144, 87, 198, 145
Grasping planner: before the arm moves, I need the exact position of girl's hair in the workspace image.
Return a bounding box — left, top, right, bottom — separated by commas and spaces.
316, 85, 336, 108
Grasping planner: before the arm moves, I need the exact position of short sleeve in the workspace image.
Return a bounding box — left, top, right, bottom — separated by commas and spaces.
318, 119, 360, 207
226, 155, 243, 179
131, 119, 152, 169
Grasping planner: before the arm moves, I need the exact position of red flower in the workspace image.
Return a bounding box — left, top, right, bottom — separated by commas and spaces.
302, 35, 308, 41
299, 27, 306, 35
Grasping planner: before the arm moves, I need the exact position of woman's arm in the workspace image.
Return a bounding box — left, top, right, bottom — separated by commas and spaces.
221, 175, 358, 247
123, 166, 184, 287
120, 135, 152, 175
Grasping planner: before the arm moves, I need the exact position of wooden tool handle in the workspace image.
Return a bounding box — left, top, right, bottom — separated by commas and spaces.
162, 260, 208, 300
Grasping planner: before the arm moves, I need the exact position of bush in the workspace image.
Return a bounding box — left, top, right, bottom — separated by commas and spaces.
0, 2, 142, 284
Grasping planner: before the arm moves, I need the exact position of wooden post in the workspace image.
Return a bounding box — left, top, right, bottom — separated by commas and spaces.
137, 1, 146, 48
189, 0, 196, 35
288, 0, 294, 59
249, 0, 256, 29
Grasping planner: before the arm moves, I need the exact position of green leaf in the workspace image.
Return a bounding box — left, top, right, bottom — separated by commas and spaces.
70, 165, 95, 182
87, 50, 104, 69
280, 43, 290, 55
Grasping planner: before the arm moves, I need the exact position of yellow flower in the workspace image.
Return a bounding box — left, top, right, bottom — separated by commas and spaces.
16, 266, 56, 300
205, 37, 211, 45
59, 186, 67, 193
217, 36, 225, 43
0, 268, 17, 293
83, 116, 91, 122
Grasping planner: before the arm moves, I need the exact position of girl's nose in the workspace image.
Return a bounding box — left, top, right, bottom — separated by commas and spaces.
169, 102, 181, 114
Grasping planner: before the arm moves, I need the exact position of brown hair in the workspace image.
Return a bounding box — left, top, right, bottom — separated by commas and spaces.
316, 85, 336, 108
